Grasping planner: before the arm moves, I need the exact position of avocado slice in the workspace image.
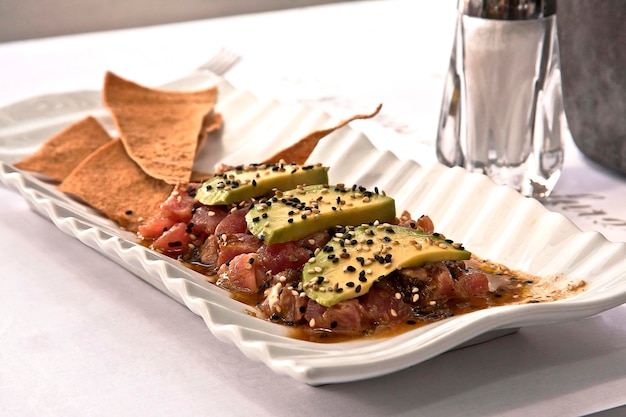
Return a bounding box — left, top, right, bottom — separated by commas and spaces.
196, 163, 329, 205
245, 184, 396, 244
302, 224, 471, 307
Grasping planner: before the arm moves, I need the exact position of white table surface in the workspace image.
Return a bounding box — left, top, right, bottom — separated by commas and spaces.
1, 1, 625, 416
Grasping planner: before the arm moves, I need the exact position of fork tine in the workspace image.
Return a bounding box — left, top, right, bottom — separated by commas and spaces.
198, 48, 242, 75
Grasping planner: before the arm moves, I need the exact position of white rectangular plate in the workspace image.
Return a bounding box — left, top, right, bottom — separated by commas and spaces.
1, 74, 625, 385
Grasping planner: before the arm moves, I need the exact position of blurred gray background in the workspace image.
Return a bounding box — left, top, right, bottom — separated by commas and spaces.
0, 0, 352, 42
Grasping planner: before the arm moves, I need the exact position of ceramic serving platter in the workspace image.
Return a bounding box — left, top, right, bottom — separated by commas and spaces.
1, 73, 625, 385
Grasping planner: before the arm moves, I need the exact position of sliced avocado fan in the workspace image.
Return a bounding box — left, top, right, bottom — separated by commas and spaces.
303, 224, 471, 307
245, 184, 396, 244
196, 163, 329, 205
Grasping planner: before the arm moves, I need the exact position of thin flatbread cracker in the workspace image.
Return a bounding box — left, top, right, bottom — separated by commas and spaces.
263, 104, 382, 164
103, 71, 218, 185
13, 116, 111, 182
197, 110, 223, 151
58, 138, 174, 232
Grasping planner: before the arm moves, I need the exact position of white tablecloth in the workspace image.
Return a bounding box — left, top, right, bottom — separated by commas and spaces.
1, 1, 625, 416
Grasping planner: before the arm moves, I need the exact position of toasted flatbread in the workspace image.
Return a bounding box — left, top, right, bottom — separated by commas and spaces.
13, 116, 111, 182
58, 138, 174, 232
263, 104, 382, 164
103, 71, 218, 185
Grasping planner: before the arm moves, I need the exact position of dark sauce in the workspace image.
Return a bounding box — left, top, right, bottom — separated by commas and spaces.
186, 260, 539, 343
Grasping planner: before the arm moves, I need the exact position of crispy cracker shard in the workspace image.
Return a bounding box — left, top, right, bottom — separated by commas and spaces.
263, 104, 382, 165
103, 71, 220, 185
58, 139, 174, 232
13, 116, 111, 182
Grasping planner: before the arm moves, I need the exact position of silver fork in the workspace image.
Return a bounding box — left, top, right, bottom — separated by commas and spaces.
197, 47, 242, 76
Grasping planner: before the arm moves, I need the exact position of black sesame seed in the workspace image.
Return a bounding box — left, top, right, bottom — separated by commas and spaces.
355, 284, 362, 293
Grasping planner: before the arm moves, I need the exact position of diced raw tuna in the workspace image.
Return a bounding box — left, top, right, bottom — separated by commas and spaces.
190, 205, 229, 237
304, 299, 367, 333
159, 186, 198, 223
359, 284, 412, 324
217, 233, 263, 266
215, 207, 249, 236
397, 210, 435, 234
216, 253, 268, 292
151, 222, 191, 256
258, 242, 312, 274
261, 282, 308, 323
138, 213, 177, 240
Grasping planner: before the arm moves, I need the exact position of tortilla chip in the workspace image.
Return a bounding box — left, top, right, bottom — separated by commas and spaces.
263, 104, 383, 164
13, 116, 111, 182
103, 71, 218, 185
58, 138, 174, 232
197, 110, 223, 152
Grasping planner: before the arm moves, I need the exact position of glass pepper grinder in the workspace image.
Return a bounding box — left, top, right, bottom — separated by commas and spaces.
436, 0, 567, 199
